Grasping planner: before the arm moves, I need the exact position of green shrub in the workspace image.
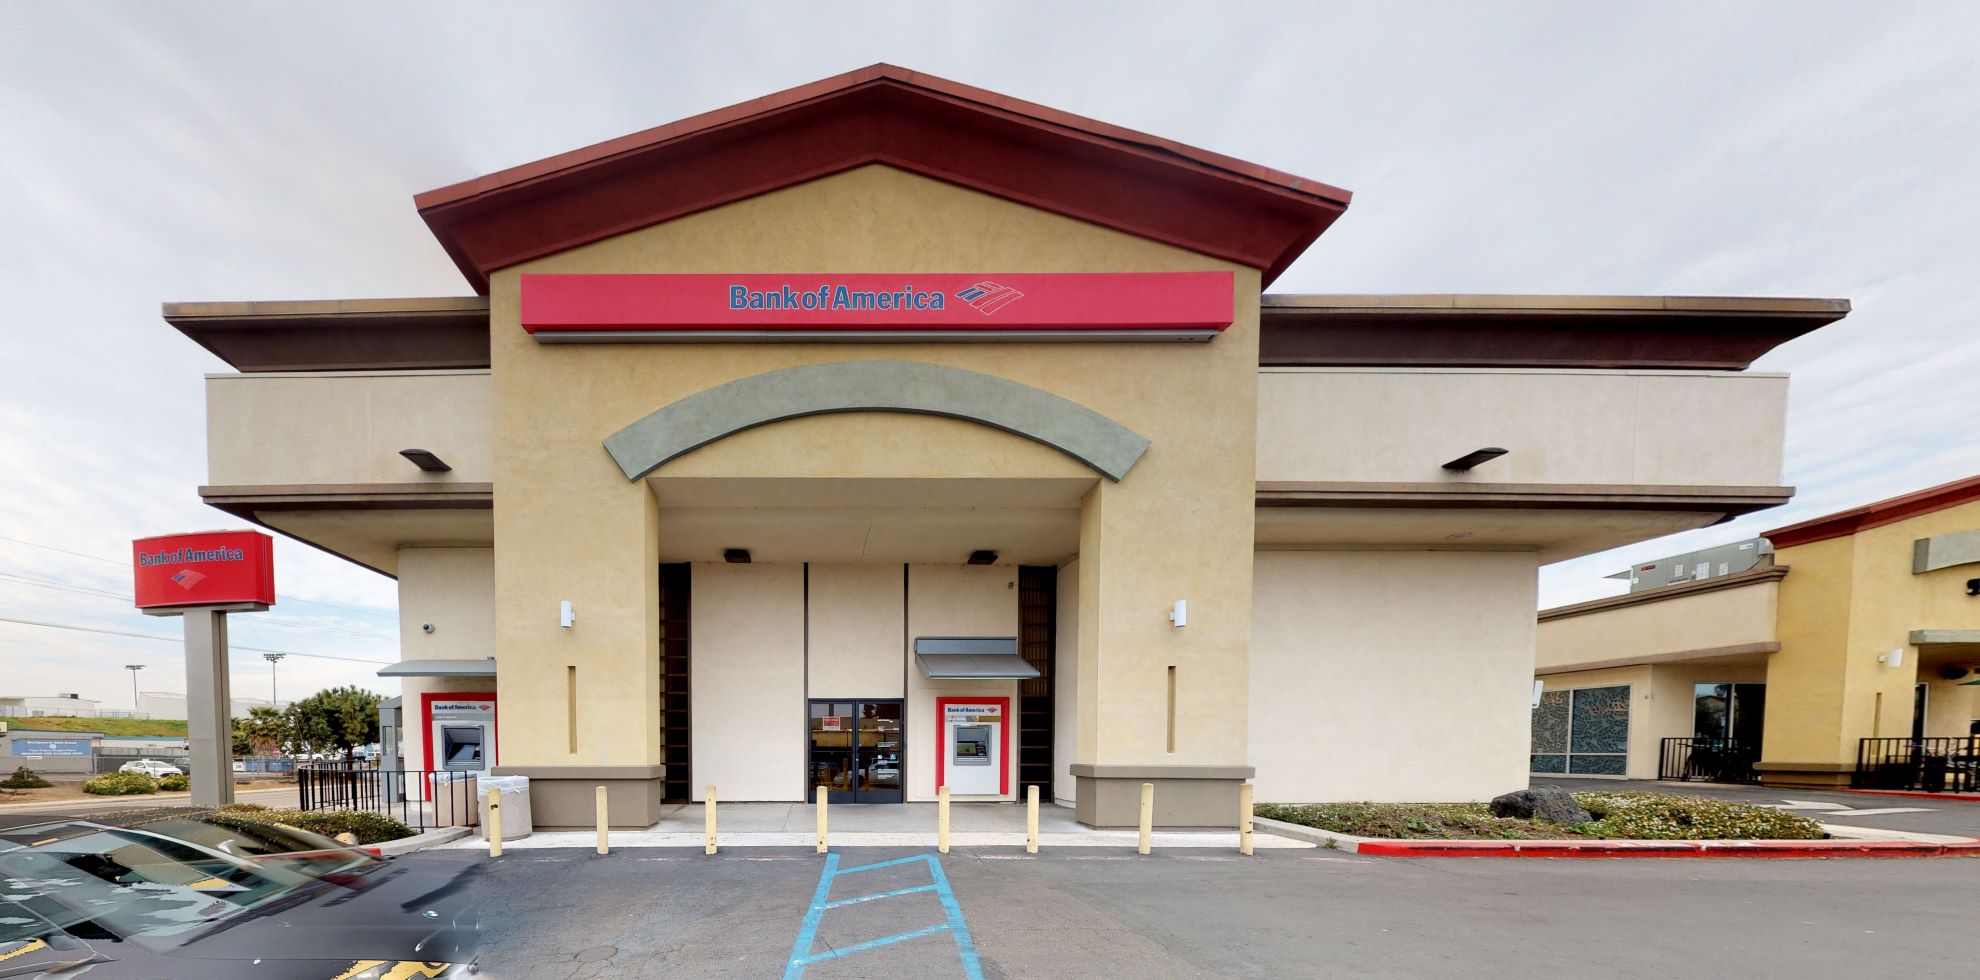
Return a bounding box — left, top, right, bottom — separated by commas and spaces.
1, 766, 53, 789
82, 771, 159, 796
157, 773, 190, 791
1573, 791, 1825, 840
1254, 801, 1557, 840
211, 804, 414, 845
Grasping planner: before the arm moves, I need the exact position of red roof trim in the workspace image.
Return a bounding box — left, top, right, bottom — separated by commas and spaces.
416, 65, 1350, 293
1766, 474, 1980, 550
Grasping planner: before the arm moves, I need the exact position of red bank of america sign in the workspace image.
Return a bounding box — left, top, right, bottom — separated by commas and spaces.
519, 272, 1235, 341
132, 530, 275, 610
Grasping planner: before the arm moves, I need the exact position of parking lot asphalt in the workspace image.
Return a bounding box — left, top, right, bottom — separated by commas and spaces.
411, 843, 1980, 979
1540, 778, 1980, 837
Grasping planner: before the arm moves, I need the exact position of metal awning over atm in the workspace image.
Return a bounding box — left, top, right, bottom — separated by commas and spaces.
376, 658, 497, 678
913, 637, 1039, 679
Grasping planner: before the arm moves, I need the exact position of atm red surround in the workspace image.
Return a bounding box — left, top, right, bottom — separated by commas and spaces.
934, 696, 1010, 796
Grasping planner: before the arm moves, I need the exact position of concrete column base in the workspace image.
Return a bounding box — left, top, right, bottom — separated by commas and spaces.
1068, 764, 1254, 828
489, 764, 665, 829
1754, 761, 1856, 790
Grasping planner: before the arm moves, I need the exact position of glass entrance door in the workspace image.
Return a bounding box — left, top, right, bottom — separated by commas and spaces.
808, 700, 904, 803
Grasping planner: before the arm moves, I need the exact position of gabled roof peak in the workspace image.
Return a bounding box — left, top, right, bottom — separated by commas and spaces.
416, 65, 1350, 293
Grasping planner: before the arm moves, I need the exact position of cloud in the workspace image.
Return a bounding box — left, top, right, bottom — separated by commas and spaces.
2, 1, 1977, 698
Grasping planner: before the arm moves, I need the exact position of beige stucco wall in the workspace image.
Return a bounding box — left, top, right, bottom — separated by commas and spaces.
806, 564, 905, 699
489, 164, 1260, 785
1250, 550, 1538, 802
1053, 557, 1081, 806
906, 564, 1019, 801
1257, 368, 1788, 487
393, 546, 496, 789
1537, 580, 1779, 671
690, 562, 804, 801
206, 370, 490, 486
396, 547, 495, 660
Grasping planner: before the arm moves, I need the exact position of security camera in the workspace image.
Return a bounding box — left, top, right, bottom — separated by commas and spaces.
421, 623, 435, 634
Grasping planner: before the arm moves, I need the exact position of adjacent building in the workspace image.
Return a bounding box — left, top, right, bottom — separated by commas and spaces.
0, 695, 100, 719
1537, 475, 1980, 789
166, 65, 1845, 827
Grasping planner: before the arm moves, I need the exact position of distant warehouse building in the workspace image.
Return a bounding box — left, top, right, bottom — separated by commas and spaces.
165, 65, 1845, 827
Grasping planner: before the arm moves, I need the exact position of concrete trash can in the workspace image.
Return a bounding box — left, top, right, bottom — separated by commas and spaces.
429, 772, 479, 828
478, 775, 532, 840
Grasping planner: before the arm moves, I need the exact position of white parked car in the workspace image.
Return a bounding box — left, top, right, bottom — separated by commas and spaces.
119, 759, 183, 778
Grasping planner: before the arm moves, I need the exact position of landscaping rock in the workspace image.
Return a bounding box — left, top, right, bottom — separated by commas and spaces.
1490, 787, 1593, 825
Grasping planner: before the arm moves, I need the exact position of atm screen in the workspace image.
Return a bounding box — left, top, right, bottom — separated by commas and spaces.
953, 724, 991, 765
441, 725, 484, 770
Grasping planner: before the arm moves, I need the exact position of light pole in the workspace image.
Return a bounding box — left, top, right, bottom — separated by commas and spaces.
263, 653, 285, 707
124, 665, 144, 716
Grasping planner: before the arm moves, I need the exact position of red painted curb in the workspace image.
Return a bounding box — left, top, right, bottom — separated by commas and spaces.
1356, 838, 1980, 859
1841, 788, 1980, 802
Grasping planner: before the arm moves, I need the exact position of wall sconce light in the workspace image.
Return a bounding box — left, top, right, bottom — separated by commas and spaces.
559, 600, 575, 629
1169, 599, 1188, 628
399, 448, 452, 472
1877, 647, 1905, 668
723, 548, 751, 564
1442, 447, 1508, 471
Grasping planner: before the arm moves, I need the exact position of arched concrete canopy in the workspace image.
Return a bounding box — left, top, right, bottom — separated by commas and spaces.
603, 361, 1151, 482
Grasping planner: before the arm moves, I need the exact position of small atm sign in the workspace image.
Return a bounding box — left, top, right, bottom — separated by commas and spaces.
943, 704, 1002, 724
132, 530, 275, 610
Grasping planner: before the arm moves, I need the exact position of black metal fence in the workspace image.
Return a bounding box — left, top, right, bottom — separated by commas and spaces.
1852, 737, 1980, 794
297, 763, 480, 833
1658, 737, 1761, 784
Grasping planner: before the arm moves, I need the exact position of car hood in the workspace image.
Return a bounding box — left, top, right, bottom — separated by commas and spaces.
8, 858, 482, 978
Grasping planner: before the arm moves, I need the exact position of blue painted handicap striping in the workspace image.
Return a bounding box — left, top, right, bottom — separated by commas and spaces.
785, 852, 983, 980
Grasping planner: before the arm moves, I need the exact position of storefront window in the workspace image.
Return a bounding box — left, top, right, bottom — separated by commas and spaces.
1530, 685, 1630, 775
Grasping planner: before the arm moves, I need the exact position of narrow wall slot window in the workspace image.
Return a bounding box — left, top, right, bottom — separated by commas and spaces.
567, 665, 578, 754
1166, 666, 1177, 754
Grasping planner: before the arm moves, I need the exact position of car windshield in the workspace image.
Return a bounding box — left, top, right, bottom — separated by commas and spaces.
0, 818, 381, 946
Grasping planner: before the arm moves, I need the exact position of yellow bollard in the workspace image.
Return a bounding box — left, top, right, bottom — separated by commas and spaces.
816, 785, 829, 854
704, 785, 717, 855
1238, 783, 1254, 856
1137, 782, 1153, 855
937, 784, 951, 854
1026, 784, 1039, 854
596, 785, 610, 855
487, 788, 503, 858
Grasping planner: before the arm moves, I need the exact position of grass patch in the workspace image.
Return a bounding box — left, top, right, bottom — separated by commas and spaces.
6, 716, 189, 738
1256, 791, 1825, 841
82, 771, 159, 796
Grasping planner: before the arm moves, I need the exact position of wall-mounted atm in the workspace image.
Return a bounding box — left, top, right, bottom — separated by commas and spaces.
936, 698, 1007, 796
422, 693, 497, 777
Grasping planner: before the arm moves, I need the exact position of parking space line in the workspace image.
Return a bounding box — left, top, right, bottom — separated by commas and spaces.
785, 852, 983, 980
826, 883, 939, 909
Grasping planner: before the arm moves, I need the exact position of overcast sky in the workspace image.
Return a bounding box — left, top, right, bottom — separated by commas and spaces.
3, 2, 1977, 710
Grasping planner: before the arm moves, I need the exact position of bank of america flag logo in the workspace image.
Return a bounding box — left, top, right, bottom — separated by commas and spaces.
171, 570, 206, 590
956, 281, 1024, 315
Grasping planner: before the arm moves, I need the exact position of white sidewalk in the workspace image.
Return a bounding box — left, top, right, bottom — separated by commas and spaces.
436, 801, 1314, 850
